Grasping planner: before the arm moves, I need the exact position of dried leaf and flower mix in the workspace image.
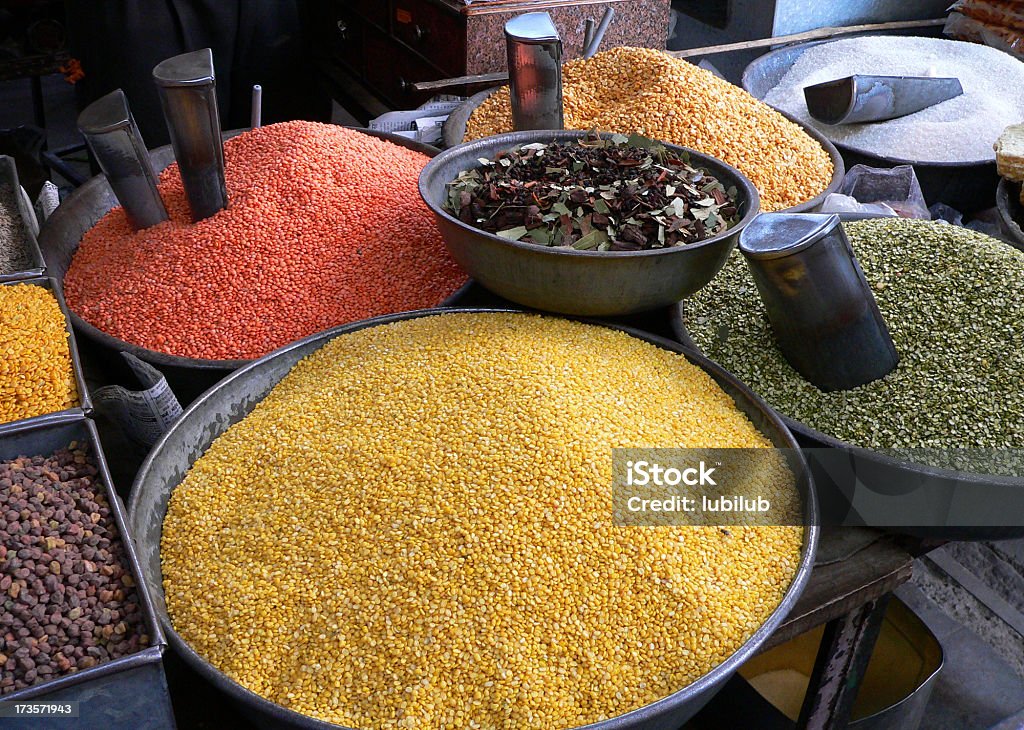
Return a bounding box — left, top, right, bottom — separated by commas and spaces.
444, 134, 741, 251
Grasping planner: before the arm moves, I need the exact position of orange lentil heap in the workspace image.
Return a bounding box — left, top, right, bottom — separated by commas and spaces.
64, 122, 468, 361
465, 47, 834, 212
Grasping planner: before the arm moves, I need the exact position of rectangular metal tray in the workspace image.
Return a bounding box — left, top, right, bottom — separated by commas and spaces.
0, 414, 175, 729
0, 276, 92, 429
0, 155, 46, 283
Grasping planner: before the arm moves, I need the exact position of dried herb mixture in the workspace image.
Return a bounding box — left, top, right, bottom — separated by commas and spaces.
445, 134, 741, 251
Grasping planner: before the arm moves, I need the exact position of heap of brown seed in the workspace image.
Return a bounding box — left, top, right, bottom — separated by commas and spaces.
0, 443, 149, 694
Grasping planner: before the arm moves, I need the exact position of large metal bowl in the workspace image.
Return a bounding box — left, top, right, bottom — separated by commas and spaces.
37, 128, 470, 398
669, 218, 1024, 542
419, 131, 760, 317
127, 307, 819, 730
742, 37, 999, 212
441, 87, 845, 215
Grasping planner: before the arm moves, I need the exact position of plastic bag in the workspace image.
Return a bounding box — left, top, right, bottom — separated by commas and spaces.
819, 193, 898, 217
949, 0, 1024, 33
836, 164, 930, 219
945, 12, 1024, 59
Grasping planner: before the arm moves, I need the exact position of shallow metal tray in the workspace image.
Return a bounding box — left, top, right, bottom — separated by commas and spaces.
669, 216, 1024, 540
0, 276, 92, 430
0, 415, 174, 729
0, 155, 46, 283
741, 36, 999, 211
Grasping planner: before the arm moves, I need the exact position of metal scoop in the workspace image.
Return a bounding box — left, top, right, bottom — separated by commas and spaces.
152, 48, 228, 221
505, 12, 563, 132
739, 212, 899, 392
78, 89, 168, 230
803, 74, 964, 125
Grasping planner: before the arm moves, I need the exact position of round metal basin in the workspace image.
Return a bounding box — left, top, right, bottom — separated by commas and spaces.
419, 130, 761, 317
128, 307, 819, 730
36, 128, 470, 398
742, 37, 999, 212
670, 209, 1024, 542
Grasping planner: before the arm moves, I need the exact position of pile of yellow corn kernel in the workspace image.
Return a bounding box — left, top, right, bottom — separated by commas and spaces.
161, 313, 804, 729
465, 46, 834, 213
0, 283, 78, 424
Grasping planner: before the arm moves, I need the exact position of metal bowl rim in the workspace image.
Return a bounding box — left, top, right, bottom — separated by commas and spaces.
996, 178, 1024, 249
741, 35, 997, 168
420, 130, 762, 259
43, 126, 466, 372
130, 306, 818, 730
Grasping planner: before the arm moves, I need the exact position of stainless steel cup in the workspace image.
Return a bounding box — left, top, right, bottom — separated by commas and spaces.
152, 48, 228, 222
739, 212, 899, 392
77, 89, 168, 230
505, 12, 563, 132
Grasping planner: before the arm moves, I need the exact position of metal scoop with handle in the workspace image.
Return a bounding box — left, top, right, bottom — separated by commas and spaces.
803, 74, 964, 125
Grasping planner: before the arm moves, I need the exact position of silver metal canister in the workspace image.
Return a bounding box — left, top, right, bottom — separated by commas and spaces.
505, 12, 563, 132
152, 48, 228, 221
738, 212, 899, 392
77, 89, 168, 231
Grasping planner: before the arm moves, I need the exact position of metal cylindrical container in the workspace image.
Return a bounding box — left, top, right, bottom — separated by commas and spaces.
739, 212, 898, 392
505, 12, 563, 132
77, 89, 168, 231
152, 48, 228, 222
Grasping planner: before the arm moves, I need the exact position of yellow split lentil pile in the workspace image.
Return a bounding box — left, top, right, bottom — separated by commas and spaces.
0, 283, 78, 424
161, 313, 803, 729
465, 47, 834, 212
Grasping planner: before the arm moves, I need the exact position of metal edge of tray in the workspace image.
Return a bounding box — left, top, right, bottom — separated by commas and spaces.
996, 178, 1024, 251
0, 275, 92, 429
0, 155, 47, 283
127, 306, 818, 730
439, 88, 845, 214
36, 127, 468, 374
740, 35, 995, 169
0, 412, 168, 705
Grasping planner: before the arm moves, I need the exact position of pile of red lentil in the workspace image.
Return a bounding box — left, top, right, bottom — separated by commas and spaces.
64, 122, 467, 361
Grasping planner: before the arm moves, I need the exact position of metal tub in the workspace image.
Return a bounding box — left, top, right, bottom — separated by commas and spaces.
439, 87, 845, 214
127, 307, 818, 730
742, 37, 999, 213
420, 131, 762, 317
0, 276, 92, 430
0, 415, 173, 729
0, 155, 46, 283
36, 128, 469, 403
670, 216, 1024, 541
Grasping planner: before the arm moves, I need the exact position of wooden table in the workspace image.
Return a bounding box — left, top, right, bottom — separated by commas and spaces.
767, 528, 922, 729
